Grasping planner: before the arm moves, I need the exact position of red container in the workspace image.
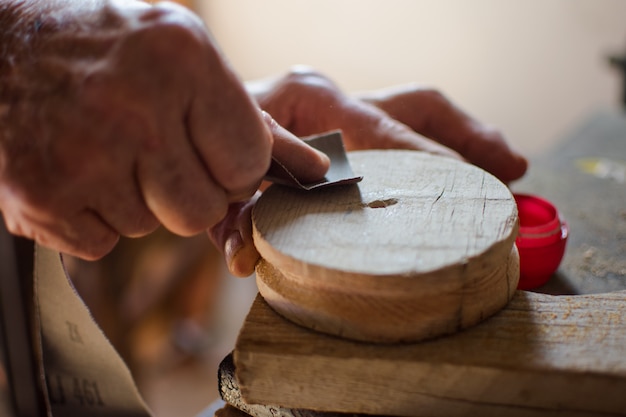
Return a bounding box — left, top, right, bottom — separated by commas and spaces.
513, 194, 569, 290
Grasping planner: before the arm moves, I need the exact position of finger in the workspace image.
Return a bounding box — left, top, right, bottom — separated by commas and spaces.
329, 98, 464, 160
2, 207, 119, 260
262, 111, 330, 184
187, 62, 273, 198
457, 122, 528, 184
360, 87, 528, 182
137, 124, 228, 236
207, 193, 260, 277
91, 176, 160, 238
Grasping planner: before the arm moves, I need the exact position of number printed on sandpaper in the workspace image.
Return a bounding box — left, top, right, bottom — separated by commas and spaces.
48, 374, 105, 407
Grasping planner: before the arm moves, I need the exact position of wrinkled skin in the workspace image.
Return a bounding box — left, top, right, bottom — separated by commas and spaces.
209, 68, 528, 277
0, 1, 327, 259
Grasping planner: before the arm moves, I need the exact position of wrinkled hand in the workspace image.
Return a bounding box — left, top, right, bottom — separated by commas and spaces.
250, 67, 527, 182
0, 2, 328, 259
209, 67, 528, 276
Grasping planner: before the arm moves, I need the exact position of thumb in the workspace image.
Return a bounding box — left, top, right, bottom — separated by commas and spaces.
261, 111, 330, 184
208, 113, 330, 277
207, 193, 260, 277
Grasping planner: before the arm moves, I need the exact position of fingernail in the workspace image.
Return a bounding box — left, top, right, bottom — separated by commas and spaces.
224, 230, 244, 271
224, 230, 258, 277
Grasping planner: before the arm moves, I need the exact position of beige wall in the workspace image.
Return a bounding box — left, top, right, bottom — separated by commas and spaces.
196, 0, 626, 156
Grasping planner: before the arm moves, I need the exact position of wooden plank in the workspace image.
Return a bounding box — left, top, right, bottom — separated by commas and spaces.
218, 353, 362, 417
234, 292, 626, 417
253, 150, 519, 343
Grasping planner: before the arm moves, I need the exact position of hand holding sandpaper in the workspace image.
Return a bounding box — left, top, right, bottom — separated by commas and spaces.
0, 1, 327, 260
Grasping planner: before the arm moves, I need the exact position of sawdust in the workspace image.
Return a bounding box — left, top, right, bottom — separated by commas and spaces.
567, 244, 626, 278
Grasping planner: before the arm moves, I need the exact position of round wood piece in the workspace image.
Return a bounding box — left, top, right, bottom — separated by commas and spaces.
253, 150, 519, 343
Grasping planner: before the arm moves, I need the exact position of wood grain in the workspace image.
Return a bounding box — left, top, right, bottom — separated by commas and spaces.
252, 150, 519, 342
234, 292, 626, 417
218, 353, 359, 417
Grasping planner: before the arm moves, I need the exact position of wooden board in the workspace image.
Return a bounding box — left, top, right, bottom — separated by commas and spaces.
233, 292, 626, 417
217, 354, 354, 417
252, 150, 519, 343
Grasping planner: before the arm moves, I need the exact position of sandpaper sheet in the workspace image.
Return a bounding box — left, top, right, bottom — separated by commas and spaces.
264, 131, 362, 190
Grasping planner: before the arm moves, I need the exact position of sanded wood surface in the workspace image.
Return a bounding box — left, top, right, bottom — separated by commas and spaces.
252, 150, 519, 342
254, 150, 518, 278
234, 292, 626, 417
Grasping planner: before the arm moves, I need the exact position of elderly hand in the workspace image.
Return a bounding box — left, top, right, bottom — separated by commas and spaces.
0, 2, 328, 259
210, 67, 528, 276
250, 67, 527, 182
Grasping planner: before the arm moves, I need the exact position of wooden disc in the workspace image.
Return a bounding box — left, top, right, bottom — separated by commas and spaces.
253, 150, 519, 343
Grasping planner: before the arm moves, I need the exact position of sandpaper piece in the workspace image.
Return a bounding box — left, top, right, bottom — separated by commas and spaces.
218, 353, 371, 417
36, 246, 152, 416
264, 131, 363, 190
0, 218, 152, 417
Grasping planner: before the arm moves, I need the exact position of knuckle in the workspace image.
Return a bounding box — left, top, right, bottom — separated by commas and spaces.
286, 65, 323, 80
135, 214, 161, 235
482, 124, 505, 140
283, 66, 336, 94
175, 206, 227, 236
131, 5, 207, 62
151, 188, 229, 237
3, 216, 26, 237
416, 87, 448, 105
76, 233, 119, 260
217, 162, 266, 195
8, 185, 51, 211
122, 213, 160, 238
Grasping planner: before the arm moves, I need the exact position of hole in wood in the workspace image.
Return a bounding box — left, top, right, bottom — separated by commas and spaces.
364, 198, 398, 209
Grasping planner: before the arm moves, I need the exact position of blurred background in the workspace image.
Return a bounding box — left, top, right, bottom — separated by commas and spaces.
4, 1, 624, 417
198, 0, 626, 156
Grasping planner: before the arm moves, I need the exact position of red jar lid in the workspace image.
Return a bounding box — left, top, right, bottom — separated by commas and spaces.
513, 194, 568, 290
